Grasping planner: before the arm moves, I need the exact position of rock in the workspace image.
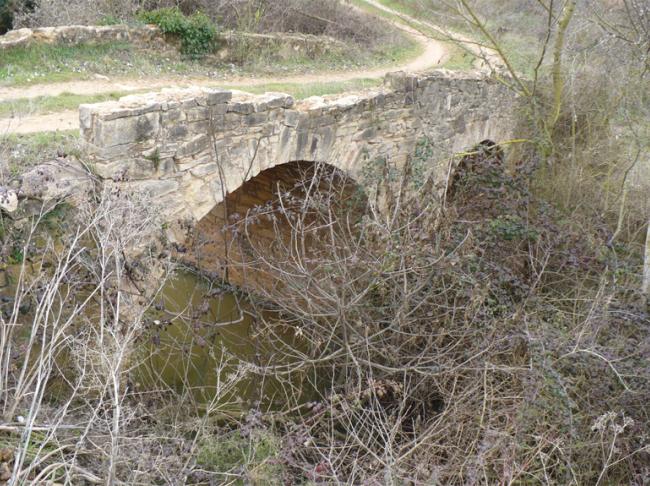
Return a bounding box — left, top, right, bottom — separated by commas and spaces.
1, 25, 165, 52
0, 188, 18, 214
0, 462, 11, 482
16, 157, 94, 205
0, 448, 13, 463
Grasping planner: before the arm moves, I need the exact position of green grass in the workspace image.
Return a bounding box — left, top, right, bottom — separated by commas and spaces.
373, 0, 424, 17
0, 130, 81, 176
0, 25, 421, 89
441, 45, 477, 71
234, 28, 422, 76
196, 430, 284, 484
351, 0, 476, 71
0, 42, 180, 86
0, 91, 127, 117
363, 0, 544, 76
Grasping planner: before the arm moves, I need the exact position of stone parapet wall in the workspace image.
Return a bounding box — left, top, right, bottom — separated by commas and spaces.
80, 70, 518, 238
216, 32, 346, 61
0, 24, 164, 50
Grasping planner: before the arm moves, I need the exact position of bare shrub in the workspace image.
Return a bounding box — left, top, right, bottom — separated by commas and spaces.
0, 187, 193, 483
14, 0, 145, 27
215, 142, 650, 484
14, 0, 398, 51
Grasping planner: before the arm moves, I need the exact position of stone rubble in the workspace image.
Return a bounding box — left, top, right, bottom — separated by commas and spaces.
7, 157, 94, 217
0, 187, 18, 214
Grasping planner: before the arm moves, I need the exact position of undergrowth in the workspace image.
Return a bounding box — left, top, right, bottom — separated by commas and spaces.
138, 7, 217, 59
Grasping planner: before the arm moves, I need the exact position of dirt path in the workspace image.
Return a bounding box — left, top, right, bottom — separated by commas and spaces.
361, 0, 503, 70
0, 1, 493, 135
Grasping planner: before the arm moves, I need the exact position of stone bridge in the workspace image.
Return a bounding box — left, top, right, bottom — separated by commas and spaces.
77, 69, 520, 284
80, 70, 518, 238
80, 70, 516, 285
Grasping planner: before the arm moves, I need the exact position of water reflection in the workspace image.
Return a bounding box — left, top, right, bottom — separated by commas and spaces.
135, 270, 318, 413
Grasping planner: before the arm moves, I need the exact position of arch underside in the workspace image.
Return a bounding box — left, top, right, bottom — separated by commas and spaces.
182, 160, 364, 290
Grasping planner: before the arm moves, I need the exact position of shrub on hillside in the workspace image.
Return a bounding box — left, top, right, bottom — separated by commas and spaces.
138, 7, 216, 58
13, 0, 396, 53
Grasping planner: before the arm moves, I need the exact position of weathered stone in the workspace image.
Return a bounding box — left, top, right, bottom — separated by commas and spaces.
228, 102, 255, 115
0, 187, 18, 213
206, 91, 233, 105
190, 162, 220, 178
253, 93, 295, 111
17, 157, 93, 203
95, 112, 160, 147
215, 31, 346, 62
127, 179, 179, 198
186, 107, 210, 122
175, 135, 210, 159
79, 72, 518, 238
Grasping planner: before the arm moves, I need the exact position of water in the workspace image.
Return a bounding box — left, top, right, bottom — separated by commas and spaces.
134, 270, 318, 413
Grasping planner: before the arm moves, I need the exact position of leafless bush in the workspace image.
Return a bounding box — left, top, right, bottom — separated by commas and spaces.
203, 0, 396, 47
0, 186, 204, 484
15, 0, 397, 50
14, 0, 144, 27
213, 144, 650, 484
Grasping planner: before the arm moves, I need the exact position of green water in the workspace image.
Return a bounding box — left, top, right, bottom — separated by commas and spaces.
0, 261, 319, 414
134, 271, 318, 413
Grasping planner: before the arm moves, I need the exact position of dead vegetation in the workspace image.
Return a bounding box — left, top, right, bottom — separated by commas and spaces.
211, 139, 648, 484
11, 0, 402, 51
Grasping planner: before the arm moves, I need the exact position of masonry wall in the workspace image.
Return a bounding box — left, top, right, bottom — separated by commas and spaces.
0, 25, 163, 50
80, 70, 518, 240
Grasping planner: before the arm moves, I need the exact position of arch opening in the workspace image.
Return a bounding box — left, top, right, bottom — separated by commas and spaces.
184, 160, 366, 291
447, 139, 505, 201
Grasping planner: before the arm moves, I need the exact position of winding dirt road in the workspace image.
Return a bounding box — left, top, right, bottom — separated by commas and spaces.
0, 0, 490, 135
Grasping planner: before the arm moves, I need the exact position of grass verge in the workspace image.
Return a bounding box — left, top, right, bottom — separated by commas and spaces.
0, 130, 81, 176
365, 0, 544, 76
351, 0, 475, 71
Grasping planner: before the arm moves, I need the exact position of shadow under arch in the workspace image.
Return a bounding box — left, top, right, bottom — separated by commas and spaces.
446, 139, 505, 201
184, 160, 367, 291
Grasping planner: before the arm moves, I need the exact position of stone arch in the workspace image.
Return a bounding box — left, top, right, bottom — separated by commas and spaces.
183, 159, 365, 290
446, 138, 505, 201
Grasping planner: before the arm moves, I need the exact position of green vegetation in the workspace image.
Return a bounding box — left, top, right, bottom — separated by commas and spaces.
0, 130, 81, 173
97, 14, 121, 26
0, 1, 647, 484
138, 8, 217, 58
351, 0, 476, 71
197, 430, 284, 484
439, 43, 475, 70
0, 42, 160, 86
229, 27, 421, 76
0, 30, 419, 88
367, 0, 548, 76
